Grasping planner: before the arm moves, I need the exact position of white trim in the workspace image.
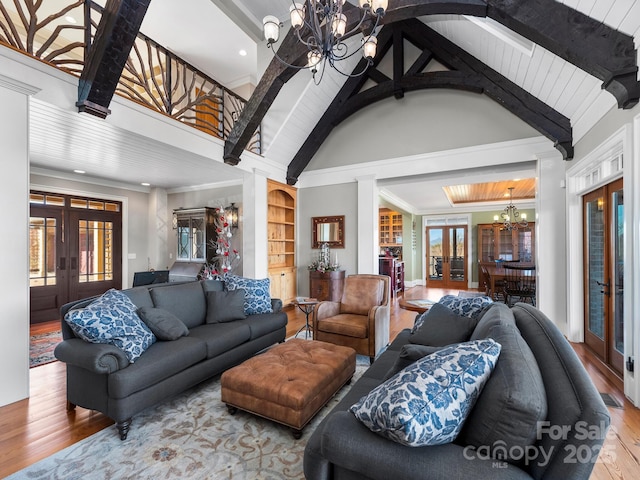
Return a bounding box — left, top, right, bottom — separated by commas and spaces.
0, 73, 40, 96
629, 114, 640, 406
297, 137, 552, 189
31, 167, 151, 193
29, 183, 131, 290
565, 124, 638, 407
167, 178, 244, 194
565, 126, 629, 342
462, 16, 534, 57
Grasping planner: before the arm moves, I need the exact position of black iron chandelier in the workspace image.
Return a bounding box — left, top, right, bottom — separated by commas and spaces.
493, 187, 528, 231
262, 1, 388, 84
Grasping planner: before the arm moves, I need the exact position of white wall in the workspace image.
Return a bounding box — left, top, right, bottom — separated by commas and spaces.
297, 183, 358, 296
307, 89, 541, 169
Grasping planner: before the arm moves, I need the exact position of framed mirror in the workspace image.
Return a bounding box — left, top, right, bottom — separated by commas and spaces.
312, 215, 345, 249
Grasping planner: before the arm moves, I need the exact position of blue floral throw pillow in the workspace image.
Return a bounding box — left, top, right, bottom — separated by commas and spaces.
350, 339, 501, 447
224, 275, 273, 315
65, 289, 156, 363
438, 295, 493, 320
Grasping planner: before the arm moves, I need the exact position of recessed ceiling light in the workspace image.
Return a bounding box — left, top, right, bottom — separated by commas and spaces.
65, 15, 77, 24
239, 49, 247, 57
141, 182, 150, 186
73, 169, 85, 174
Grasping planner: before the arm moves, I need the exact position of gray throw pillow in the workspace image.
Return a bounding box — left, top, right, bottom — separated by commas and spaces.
206, 289, 247, 323
409, 303, 477, 347
137, 307, 189, 341
383, 344, 444, 380
459, 322, 547, 466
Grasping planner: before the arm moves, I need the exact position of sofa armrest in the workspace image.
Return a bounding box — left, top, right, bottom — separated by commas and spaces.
271, 298, 283, 313
318, 411, 530, 480
54, 338, 130, 374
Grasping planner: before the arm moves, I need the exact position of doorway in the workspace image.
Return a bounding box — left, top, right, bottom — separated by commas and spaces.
426, 225, 468, 288
29, 192, 122, 323
583, 178, 624, 376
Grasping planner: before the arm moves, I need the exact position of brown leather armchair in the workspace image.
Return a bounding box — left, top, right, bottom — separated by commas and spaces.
312, 274, 390, 363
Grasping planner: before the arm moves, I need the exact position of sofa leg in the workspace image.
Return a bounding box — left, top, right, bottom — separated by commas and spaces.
292, 428, 303, 440
116, 419, 131, 440
66, 401, 76, 412
369, 356, 374, 365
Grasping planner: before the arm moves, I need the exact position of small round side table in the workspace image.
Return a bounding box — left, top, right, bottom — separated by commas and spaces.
294, 298, 319, 339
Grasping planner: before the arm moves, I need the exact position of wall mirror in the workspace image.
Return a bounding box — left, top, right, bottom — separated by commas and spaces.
312, 215, 345, 249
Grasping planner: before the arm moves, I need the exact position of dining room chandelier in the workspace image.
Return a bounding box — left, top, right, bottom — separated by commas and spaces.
262, 1, 388, 84
493, 187, 528, 231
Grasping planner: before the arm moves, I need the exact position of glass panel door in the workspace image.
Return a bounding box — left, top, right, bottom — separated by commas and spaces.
427, 227, 444, 284
426, 225, 468, 288
448, 226, 466, 284
68, 210, 121, 303
583, 178, 623, 375
584, 190, 606, 357
29, 207, 66, 322
610, 181, 624, 373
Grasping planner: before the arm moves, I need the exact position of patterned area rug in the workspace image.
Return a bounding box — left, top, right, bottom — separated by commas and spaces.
8, 357, 368, 480
30, 330, 62, 368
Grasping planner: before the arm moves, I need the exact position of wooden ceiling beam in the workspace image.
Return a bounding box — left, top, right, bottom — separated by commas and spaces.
76, 0, 151, 118
285, 20, 573, 184
225, 0, 638, 166
403, 20, 573, 158
223, 0, 489, 166
487, 0, 639, 109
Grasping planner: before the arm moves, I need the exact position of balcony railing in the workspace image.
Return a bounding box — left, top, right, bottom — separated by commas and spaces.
0, 0, 260, 155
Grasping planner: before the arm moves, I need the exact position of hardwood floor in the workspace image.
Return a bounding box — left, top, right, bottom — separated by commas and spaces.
2, 286, 638, 478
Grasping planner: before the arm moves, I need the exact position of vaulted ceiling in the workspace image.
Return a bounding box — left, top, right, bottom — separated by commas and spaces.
24, 0, 640, 212
223, 0, 639, 186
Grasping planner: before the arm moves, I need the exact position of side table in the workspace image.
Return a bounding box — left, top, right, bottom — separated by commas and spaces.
294, 298, 319, 339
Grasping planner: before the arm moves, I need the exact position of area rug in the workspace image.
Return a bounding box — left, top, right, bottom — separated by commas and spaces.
8, 359, 369, 480
30, 330, 62, 368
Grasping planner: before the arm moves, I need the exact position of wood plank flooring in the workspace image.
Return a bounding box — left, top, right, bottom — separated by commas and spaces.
1, 286, 638, 478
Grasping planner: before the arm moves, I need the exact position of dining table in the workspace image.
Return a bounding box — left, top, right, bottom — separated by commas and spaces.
485, 263, 536, 298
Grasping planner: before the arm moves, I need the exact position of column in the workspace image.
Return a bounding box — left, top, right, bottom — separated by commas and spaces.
535, 150, 568, 333
0, 74, 39, 406
242, 169, 269, 278
357, 175, 378, 274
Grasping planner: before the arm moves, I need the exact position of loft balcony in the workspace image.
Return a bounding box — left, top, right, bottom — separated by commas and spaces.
0, 0, 261, 155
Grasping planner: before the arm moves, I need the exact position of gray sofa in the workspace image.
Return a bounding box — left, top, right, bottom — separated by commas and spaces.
55, 279, 287, 440
304, 302, 611, 480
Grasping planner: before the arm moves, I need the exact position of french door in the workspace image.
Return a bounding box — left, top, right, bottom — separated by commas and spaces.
426, 225, 468, 288
29, 192, 122, 323
583, 178, 624, 376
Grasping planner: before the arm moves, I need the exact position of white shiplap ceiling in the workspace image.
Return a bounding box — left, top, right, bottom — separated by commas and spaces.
25, 0, 640, 210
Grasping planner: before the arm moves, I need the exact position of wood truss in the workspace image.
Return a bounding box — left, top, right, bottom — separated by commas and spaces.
223, 0, 640, 180
77, 0, 151, 118
286, 18, 573, 184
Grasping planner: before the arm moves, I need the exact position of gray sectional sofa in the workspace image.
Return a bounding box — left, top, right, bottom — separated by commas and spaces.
304, 302, 611, 480
55, 279, 287, 440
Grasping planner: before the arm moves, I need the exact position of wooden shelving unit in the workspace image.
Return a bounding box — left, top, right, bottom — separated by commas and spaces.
379, 208, 403, 254
478, 223, 535, 263
267, 179, 297, 305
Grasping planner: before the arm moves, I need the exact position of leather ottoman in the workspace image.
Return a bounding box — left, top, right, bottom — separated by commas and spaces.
220, 339, 356, 438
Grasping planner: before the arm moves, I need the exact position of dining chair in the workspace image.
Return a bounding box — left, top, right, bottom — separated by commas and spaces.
502, 264, 536, 306
479, 262, 504, 302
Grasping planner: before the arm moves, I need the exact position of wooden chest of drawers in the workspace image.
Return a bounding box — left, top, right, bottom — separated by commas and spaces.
309, 270, 345, 302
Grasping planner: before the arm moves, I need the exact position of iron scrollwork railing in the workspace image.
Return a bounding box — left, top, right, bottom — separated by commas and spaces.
0, 0, 260, 155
